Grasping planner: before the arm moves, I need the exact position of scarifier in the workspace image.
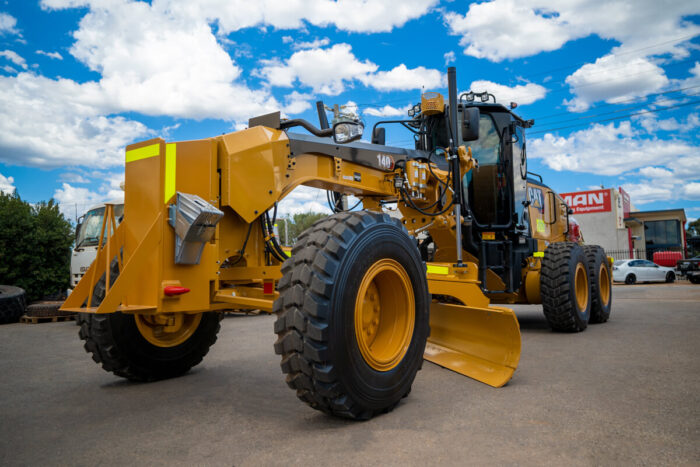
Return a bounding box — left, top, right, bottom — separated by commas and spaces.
62, 68, 611, 419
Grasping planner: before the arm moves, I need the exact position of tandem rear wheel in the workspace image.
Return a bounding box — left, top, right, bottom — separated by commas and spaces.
273, 211, 430, 420
540, 242, 592, 332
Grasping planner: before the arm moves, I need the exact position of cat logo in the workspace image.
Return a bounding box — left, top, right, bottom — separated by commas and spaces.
528, 187, 544, 214
376, 154, 395, 170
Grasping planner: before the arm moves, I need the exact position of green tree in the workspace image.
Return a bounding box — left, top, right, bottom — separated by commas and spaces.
0, 192, 74, 301
278, 212, 328, 245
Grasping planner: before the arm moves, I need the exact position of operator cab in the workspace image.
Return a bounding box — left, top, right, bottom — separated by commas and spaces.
415, 98, 532, 236
405, 93, 535, 296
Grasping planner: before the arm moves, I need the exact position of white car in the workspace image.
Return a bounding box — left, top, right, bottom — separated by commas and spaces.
612, 259, 676, 284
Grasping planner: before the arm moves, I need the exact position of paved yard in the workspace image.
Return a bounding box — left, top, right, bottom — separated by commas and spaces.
1, 284, 698, 466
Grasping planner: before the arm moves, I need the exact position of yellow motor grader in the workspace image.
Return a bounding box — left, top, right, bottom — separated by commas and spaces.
62, 68, 612, 419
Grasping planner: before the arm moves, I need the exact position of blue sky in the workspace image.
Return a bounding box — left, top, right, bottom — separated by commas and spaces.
0, 0, 698, 223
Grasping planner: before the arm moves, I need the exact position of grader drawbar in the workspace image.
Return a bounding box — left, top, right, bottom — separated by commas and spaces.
64, 67, 611, 419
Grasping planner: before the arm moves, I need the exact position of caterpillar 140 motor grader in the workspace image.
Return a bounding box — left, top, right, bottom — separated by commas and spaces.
62, 68, 612, 420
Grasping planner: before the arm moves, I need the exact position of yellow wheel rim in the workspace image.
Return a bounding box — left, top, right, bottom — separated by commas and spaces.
135, 313, 202, 348
574, 263, 589, 312
354, 259, 415, 372
599, 263, 611, 306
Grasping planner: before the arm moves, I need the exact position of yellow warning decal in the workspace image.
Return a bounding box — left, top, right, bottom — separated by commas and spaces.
482, 231, 495, 240
533, 252, 544, 258
125, 143, 159, 163
164, 143, 176, 203
536, 218, 546, 233
426, 264, 449, 275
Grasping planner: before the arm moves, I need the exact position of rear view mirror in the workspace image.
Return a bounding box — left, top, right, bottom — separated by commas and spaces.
372, 127, 386, 145
462, 107, 480, 142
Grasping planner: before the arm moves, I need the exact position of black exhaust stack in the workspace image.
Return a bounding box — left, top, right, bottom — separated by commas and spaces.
447, 67, 464, 267
316, 101, 330, 130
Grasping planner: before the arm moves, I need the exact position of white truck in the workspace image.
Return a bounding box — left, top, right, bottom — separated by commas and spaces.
70, 200, 124, 288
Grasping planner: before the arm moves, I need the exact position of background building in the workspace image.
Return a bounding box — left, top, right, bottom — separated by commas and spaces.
559, 187, 687, 261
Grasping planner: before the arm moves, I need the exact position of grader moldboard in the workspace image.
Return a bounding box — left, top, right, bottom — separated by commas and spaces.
62, 68, 612, 420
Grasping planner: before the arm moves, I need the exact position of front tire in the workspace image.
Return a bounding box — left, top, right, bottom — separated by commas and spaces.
541, 242, 591, 332
625, 274, 636, 285
665, 272, 675, 283
583, 246, 612, 324
273, 211, 430, 420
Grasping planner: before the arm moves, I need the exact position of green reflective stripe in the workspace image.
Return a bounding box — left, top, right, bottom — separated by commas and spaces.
426, 264, 449, 275
125, 143, 160, 163
164, 143, 176, 203
533, 252, 544, 258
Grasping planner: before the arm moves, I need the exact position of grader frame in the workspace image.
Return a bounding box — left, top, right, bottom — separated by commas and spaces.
62, 67, 611, 419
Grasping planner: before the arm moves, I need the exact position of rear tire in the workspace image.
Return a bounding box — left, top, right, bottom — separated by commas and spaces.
541, 242, 591, 332
690, 275, 700, 284
79, 312, 221, 381
273, 211, 430, 420
78, 251, 221, 381
583, 246, 612, 324
665, 272, 675, 283
0, 285, 27, 324
625, 274, 636, 285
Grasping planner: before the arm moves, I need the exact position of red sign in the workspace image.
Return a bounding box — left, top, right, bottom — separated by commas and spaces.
561, 189, 612, 214
619, 187, 631, 217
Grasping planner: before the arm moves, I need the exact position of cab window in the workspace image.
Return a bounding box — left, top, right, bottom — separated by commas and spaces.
470, 115, 500, 165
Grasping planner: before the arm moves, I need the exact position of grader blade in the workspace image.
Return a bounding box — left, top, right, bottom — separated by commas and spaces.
424, 302, 521, 388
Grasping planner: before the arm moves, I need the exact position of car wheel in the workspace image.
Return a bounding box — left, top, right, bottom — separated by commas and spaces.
665, 272, 675, 283
625, 274, 636, 285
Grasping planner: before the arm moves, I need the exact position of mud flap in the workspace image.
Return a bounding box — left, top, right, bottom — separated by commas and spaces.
424, 302, 521, 387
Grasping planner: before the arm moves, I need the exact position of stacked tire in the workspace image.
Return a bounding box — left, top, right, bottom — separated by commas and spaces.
0, 285, 27, 324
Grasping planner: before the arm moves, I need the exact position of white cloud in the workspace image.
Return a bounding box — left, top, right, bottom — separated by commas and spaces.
2, 65, 17, 74
637, 112, 700, 133
260, 43, 377, 95
53, 172, 124, 216
66, 1, 279, 120
444, 0, 700, 62
283, 91, 313, 115
528, 121, 695, 176
673, 61, 700, 91
683, 182, 700, 200
36, 50, 63, 60
1, 0, 290, 169
0, 73, 150, 168
60, 172, 90, 184
291, 37, 330, 50
261, 44, 443, 95
360, 64, 444, 92
445, 0, 572, 61
564, 56, 669, 111
277, 186, 331, 217
620, 183, 674, 204
444, 51, 455, 66
0, 50, 27, 69
0, 12, 19, 35
155, 0, 438, 34
444, 1, 700, 108
467, 80, 547, 106
0, 172, 15, 194
364, 104, 411, 117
